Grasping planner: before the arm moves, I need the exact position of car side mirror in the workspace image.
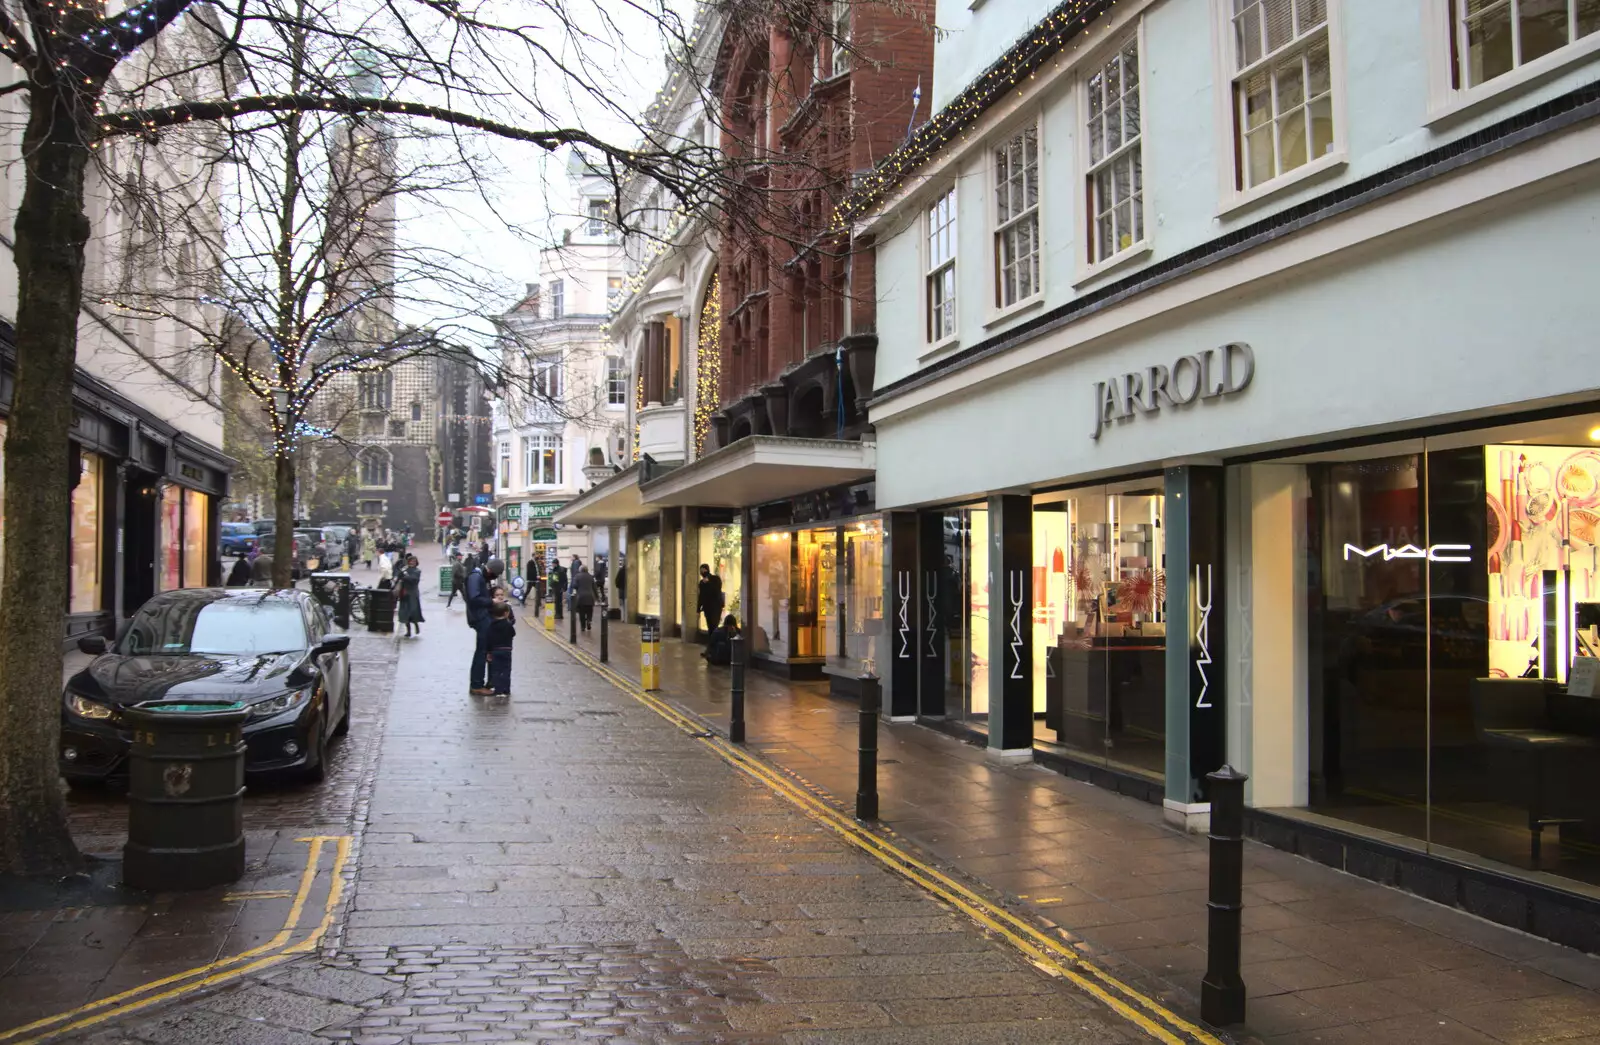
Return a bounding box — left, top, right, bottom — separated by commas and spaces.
77, 634, 107, 655
315, 635, 350, 656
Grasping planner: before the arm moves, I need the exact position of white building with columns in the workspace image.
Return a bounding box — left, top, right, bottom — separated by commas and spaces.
490, 152, 627, 577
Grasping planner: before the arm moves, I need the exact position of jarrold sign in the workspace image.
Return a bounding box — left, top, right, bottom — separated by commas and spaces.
1091, 343, 1255, 441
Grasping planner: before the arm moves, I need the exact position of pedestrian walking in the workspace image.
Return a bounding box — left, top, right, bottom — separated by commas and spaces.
465, 557, 503, 695
550, 560, 567, 621
361, 530, 376, 569
573, 565, 597, 632
396, 554, 425, 637
226, 555, 251, 587
345, 531, 359, 566
446, 553, 468, 607
251, 552, 275, 586
697, 563, 724, 634
614, 561, 626, 609
486, 602, 516, 697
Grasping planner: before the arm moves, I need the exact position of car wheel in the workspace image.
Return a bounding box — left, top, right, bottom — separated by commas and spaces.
63, 776, 103, 793
333, 686, 351, 738
300, 722, 327, 783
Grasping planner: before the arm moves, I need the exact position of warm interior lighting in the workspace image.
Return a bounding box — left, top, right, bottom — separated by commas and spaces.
1588, 426, 1600, 442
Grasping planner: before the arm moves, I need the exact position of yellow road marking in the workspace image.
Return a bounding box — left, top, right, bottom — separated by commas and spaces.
538, 631, 1226, 1045
0, 835, 351, 1045
223, 890, 294, 901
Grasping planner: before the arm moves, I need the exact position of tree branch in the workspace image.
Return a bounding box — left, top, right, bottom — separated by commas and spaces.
88, 0, 201, 75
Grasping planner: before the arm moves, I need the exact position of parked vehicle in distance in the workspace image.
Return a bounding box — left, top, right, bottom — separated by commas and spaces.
61, 588, 352, 786
220, 522, 255, 557
252, 518, 276, 535
294, 527, 330, 574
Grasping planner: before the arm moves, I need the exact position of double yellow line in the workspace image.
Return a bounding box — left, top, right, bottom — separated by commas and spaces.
536, 629, 1226, 1045
0, 834, 351, 1045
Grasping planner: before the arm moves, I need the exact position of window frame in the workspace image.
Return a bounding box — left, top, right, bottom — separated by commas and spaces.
527, 431, 563, 488
923, 185, 959, 350
605, 354, 628, 407
1076, 21, 1153, 284
1209, 0, 1348, 214
359, 447, 392, 489
549, 278, 565, 319
1424, 0, 1600, 120
529, 352, 563, 403
988, 118, 1045, 323
586, 199, 608, 236
831, 0, 852, 76
498, 440, 511, 490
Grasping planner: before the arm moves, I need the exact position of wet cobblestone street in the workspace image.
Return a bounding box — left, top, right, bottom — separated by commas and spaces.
17, 581, 1154, 1044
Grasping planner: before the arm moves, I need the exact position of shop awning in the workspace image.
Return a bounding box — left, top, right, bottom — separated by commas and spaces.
551, 464, 655, 525
641, 436, 876, 508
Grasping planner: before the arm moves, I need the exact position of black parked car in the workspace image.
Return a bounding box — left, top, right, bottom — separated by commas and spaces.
61, 588, 352, 787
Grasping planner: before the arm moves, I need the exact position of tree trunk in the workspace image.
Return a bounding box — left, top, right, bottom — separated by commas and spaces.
273, 450, 296, 588
0, 87, 96, 876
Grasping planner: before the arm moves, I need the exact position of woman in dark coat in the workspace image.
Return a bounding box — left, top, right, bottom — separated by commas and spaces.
395, 554, 425, 637
226, 555, 252, 587
572, 566, 597, 631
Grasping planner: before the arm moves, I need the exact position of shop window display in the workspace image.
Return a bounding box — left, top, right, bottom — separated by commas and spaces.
637, 535, 662, 617
160, 483, 183, 592
1246, 413, 1600, 890
183, 489, 209, 588
753, 532, 792, 659
699, 522, 743, 625
937, 507, 988, 727
837, 520, 884, 674
70, 453, 103, 614
1033, 481, 1166, 778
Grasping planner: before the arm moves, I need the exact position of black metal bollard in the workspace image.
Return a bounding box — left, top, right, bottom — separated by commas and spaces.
569, 597, 578, 644
729, 633, 746, 744
599, 600, 609, 663
856, 673, 881, 821
1202, 765, 1249, 1026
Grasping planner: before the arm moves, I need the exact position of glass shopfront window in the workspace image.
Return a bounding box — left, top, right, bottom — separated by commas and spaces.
750, 518, 883, 669
70, 453, 103, 614
160, 485, 182, 591
183, 489, 209, 588
1034, 480, 1167, 779
637, 534, 662, 617
935, 506, 988, 728
754, 532, 792, 659
699, 521, 743, 626
1242, 411, 1600, 890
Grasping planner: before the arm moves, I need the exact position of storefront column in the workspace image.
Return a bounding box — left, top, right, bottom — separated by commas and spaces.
885, 511, 918, 720
111, 464, 129, 626
682, 506, 701, 639
987, 495, 1032, 755
606, 523, 622, 608
917, 510, 947, 717
660, 507, 681, 637
1163, 465, 1228, 831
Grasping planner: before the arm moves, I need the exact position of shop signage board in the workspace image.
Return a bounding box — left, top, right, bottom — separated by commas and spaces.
1181, 467, 1228, 801
1092, 343, 1255, 441
525, 502, 563, 520
474, 494, 491, 505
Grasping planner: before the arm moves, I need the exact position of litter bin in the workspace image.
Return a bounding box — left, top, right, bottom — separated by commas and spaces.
121, 701, 249, 891
310, 571, 353, 628
366, 585, 395, 633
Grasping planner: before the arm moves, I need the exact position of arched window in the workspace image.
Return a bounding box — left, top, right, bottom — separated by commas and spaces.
358, 447, 391, 488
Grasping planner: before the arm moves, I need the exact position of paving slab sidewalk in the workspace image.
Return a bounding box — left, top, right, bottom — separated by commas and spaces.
561, 616, 1600, 1045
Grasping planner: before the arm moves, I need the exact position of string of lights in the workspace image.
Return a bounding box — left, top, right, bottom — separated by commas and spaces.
832, 0, 1117, 228
693, 275, 720, 456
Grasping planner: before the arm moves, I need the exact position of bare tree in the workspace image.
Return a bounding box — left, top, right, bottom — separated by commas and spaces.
0, 0, 816, 878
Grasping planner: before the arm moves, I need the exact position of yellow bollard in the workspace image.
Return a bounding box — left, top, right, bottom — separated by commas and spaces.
544, 590, 555, 632
641, 617, 661, 691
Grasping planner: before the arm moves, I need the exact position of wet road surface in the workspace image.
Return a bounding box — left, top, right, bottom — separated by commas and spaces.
28, 586, 1156, 1044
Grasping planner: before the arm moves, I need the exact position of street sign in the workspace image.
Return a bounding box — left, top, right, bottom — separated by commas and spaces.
436, 510, 451, 527
474, 494, 492, 505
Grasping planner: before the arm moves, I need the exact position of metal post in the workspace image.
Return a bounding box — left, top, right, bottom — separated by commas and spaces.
599, 598, 610, 663
729, 634, 746, 744
1202, 765, 1248, 1026
569, 595, 578, 644
856, 673, 881, 821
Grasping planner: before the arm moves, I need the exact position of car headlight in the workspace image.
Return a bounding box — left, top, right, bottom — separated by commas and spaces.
66, 693, 115, 720
249, 689, 312, 720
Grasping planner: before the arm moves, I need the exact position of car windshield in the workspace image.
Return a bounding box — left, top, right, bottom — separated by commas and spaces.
120, 598, 307, 656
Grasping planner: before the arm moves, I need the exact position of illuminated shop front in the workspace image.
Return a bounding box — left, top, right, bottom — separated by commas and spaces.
697, 514, 743, 627
748, 482, 883, 686
1231, 413, 1600, 890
